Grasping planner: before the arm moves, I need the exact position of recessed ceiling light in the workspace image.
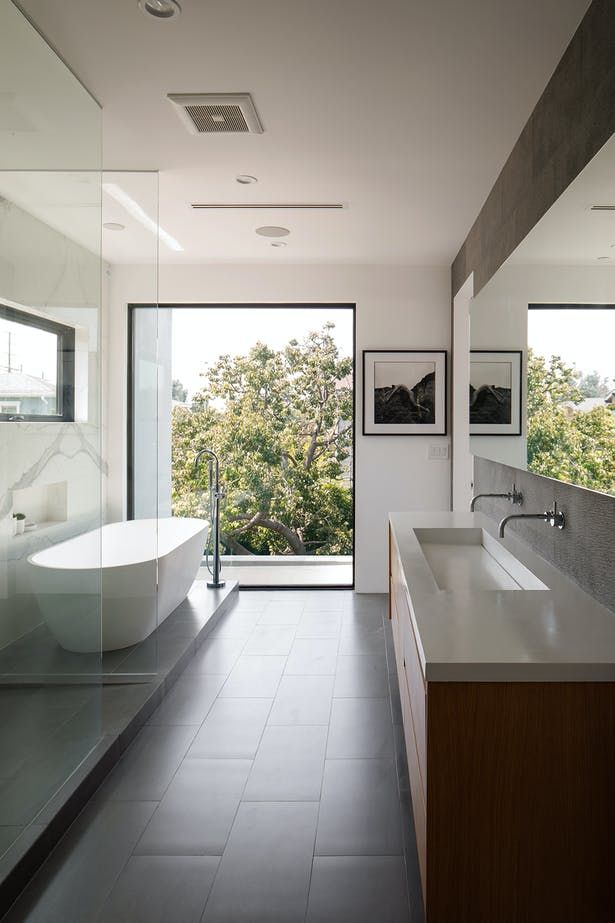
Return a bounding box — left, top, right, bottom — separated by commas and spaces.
103, 222, 126, 232
255, 226, 290, 238
271, 241, 286, 248
138, 0, 181, 20
236, 175, 258, 185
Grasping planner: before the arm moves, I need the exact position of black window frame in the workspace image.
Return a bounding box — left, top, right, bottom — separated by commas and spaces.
0, 303, 75, 422
127, 302, 356, 590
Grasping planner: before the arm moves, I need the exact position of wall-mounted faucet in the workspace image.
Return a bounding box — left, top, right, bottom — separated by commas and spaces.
498, 500, 565, 538
470, 483, 523, 512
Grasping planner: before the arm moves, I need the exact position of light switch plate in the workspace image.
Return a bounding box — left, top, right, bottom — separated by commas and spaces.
428, 444, 449, 460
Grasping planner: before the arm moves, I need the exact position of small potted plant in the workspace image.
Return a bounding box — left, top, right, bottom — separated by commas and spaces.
13, 512, 26, 536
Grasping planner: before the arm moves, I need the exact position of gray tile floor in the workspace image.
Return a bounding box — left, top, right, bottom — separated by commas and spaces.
2, 591, 424, 923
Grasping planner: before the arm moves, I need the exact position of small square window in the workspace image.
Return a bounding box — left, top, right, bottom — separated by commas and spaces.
0, 304, 75, 422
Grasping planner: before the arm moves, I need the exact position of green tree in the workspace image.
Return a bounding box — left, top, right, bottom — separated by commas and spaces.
172, 378, 188, 402
526, 350, 582, 416
576, 370, 613, 398
171, 324, 353, 555
527, 349, 615, 495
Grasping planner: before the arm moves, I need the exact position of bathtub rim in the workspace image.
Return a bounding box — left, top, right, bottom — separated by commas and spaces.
28, 516, 209, 572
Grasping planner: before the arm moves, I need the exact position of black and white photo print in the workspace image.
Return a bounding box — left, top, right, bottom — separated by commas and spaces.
470, 350, 522, 435
362, 350, 447, 435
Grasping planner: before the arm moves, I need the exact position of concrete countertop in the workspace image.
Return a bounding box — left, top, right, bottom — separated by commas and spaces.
389, 511, 615, 682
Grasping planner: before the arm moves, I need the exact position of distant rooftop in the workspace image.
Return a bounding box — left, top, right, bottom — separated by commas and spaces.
0, 370, 55, 398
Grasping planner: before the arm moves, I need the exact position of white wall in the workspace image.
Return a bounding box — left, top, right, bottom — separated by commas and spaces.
470, 266, 528, 469
452, 274, 474, 510
106, 263, 451, 592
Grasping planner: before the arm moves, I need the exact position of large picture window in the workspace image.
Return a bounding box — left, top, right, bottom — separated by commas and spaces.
527, 304, 615, 496
129, 303, 355, 588
0, 304, 75, 422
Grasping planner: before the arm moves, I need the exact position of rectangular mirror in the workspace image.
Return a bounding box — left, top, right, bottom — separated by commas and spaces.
470, 133, 615, 497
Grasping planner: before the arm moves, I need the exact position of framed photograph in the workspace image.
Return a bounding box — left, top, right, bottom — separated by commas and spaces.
362, 350, 447, 435
470, 350, 522, 435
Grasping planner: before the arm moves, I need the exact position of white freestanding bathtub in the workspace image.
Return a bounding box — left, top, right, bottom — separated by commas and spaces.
28, 517, 209, 653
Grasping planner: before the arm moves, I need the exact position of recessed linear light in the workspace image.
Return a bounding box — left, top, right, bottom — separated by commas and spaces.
103, 183, 183, 252
256, 226, 290, 238
138, 0, 181, 20
103, 222, 126, 232
597, 256, 611, 261
590, 205, 615, 211
191, 202, 344, 210
236, 175, 258, 185
271, 241, 286, 248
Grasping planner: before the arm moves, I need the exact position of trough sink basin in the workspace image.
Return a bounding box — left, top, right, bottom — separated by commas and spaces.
414, 527, 549, 592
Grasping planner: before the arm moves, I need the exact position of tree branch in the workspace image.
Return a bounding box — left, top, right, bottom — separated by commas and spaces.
305, 420, 321, 469
230, 512, 306, 554
221, 532, 255, 555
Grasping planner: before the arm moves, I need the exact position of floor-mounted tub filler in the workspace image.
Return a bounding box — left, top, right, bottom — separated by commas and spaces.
29, 517, 209, 652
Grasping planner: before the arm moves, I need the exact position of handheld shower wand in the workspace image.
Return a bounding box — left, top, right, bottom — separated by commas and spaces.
194, 448, 225, 588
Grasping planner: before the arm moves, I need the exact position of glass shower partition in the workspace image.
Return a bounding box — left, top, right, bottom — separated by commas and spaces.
0, 0, 158, 883
0, 165, 105, 865
107, 170, 161, 680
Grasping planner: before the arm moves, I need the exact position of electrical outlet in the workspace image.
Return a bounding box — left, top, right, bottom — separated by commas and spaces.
428, 444, 449, 460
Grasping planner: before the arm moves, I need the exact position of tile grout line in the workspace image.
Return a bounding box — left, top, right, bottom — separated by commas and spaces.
301, 601, 344, 923
198, 595, 306, 923
104, 610, 257, 879
383, 610, 415, 923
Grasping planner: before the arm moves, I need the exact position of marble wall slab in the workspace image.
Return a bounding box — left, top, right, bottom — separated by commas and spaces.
0, 195, 103, 653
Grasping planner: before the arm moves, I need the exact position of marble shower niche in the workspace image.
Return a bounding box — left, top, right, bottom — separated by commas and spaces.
11, 481, 68, 531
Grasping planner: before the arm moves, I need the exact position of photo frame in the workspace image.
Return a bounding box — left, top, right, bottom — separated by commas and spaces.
469, 350, 522, 435
362, 349, 447, 435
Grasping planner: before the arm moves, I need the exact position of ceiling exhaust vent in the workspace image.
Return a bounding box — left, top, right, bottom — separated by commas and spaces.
167, 93, 263, 134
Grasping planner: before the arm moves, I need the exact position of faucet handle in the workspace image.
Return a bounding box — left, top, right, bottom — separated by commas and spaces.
546, 501, 565, 530
510, 484, 523, 505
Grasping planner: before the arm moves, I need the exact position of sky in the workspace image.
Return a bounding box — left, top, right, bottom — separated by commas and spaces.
170, 306, 354, 400
373, 360, 434, 391
0, 317, 57, 382
528, 308, 615, 385
470, 360, 511, 390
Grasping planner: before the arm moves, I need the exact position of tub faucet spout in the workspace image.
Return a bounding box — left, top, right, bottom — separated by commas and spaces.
194, 448, 225, 589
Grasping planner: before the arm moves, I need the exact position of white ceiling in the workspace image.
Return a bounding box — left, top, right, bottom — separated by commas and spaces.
510, 133, 615, 266
16, 0, 590, 266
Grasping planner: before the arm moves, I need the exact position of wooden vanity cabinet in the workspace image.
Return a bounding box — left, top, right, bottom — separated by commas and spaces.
389, 526, 615, 923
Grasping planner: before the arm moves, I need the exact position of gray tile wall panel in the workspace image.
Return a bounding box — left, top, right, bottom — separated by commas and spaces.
473, 456, 615, 613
